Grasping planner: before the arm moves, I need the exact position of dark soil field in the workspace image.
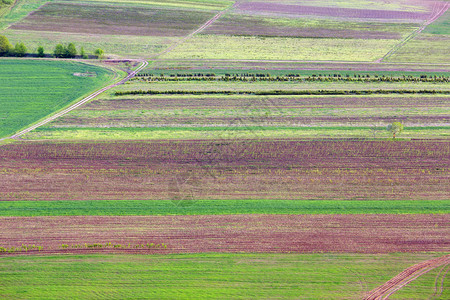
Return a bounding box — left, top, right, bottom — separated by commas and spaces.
10, 2, 217, 37
0, 140, 448, 201
0, 214, 448, 255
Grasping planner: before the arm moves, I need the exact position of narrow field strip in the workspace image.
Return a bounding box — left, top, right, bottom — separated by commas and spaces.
0, 253, 444, 299
0, 200, 448, 217
0, 214, 447, 254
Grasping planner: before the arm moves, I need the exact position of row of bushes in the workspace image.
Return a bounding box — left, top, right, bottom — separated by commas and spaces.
115, 89, 449, 96
133, 75, 448, 83
0, 35, 104, 58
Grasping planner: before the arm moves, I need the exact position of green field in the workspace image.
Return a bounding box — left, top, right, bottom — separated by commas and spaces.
161, 35, 398, 61
0, 253, 446, 299
0, 59, 114, 139
1, 199, 448, 216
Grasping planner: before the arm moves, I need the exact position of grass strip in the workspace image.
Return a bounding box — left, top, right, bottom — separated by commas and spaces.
0, 253, 447, 299
0, 200, 448, 216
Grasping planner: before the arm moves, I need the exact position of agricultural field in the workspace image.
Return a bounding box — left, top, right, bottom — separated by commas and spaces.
0, 59, 114, 139
1, 140, 448, 200
0, 253, 446, 299
1, 0, 449, 298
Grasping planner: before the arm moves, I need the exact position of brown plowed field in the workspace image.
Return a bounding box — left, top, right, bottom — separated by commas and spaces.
10, 2, 216, 37
0, 214, 448, 255
0, 140, 448, 200
82, 96, 450, 110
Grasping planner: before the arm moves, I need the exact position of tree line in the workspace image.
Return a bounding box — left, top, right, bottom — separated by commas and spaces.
0, 35, 104, 59
134, 73, 449, 83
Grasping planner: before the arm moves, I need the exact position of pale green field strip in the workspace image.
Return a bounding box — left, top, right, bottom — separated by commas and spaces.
24, 126, 450, 140
0, 59, 114, 139
0, 200, 448, 217
86, 0, 234, 10
0, 253, 447, 299
386, 35, 450, 64
4, 30, 177, 58
161, 35, 398, 61
112, 80, 450, 93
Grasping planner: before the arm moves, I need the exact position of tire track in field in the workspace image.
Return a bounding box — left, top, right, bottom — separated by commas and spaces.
0, 59, 148, 141
364, 254, 450, 300
376, 1, 449, 63
431, 264, 449, 299
153, 3, 236, 58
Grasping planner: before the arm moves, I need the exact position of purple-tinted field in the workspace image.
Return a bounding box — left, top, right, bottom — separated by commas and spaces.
82, 96, 449, 110
10, 2, 216, 37
0, 140, 448, 201
203, 15, 404, 39
236, 2, 434, 21
0, 214, 448, 255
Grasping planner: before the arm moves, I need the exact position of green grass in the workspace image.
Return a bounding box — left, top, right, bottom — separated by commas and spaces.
390, 264, 449, 299
0, 0, 51, 30
0, 199, 448, 216
0, 59, 114, 139
162, 34, 398, 61
23, 126, 449, 140
0, 253, 445, 299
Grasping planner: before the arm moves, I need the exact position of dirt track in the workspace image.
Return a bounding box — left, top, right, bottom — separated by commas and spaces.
0, 59, 148, 142
377, 1, 449, 62
364, 254, 450, 299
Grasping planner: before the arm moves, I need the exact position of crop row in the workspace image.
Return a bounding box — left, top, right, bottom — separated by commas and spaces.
114, 89, 450, 96
133, 74, 449, 83
0, 215, 447, 254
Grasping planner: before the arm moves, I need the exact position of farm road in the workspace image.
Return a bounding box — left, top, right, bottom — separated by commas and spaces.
377, 1, 449, 62
364, 254, 450, 300
0, 59, 148, 141
153, 2, 236, 58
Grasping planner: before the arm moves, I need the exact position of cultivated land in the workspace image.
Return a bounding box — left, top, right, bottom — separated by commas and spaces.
1, 140, 448, 201
1, 0, 449, 298
0, 253, 446, 299
0, 59, 114, 139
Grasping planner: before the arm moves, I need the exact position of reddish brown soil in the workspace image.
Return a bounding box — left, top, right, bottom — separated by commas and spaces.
0, 214, 448, 255
237, 2, 432, 21
83, 96, 450, 110
0, 140, 448, 201
10, 2, 216, 37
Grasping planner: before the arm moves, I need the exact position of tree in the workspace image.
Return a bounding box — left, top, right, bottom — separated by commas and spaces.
14, 42, 27, 57
0, 35, 12, 56
37, 46, 45, 57
66, 42, 77, 58
94, 48, 104, 59
80, 47, 88, 59
54, 44, 65, 58
387, 122, 404, 139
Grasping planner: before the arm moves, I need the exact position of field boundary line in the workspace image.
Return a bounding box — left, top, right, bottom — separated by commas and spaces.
376, 1, 449, 63
364, 254, 450, 300
153, 3, 235, 59
0, 59, 148, 141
